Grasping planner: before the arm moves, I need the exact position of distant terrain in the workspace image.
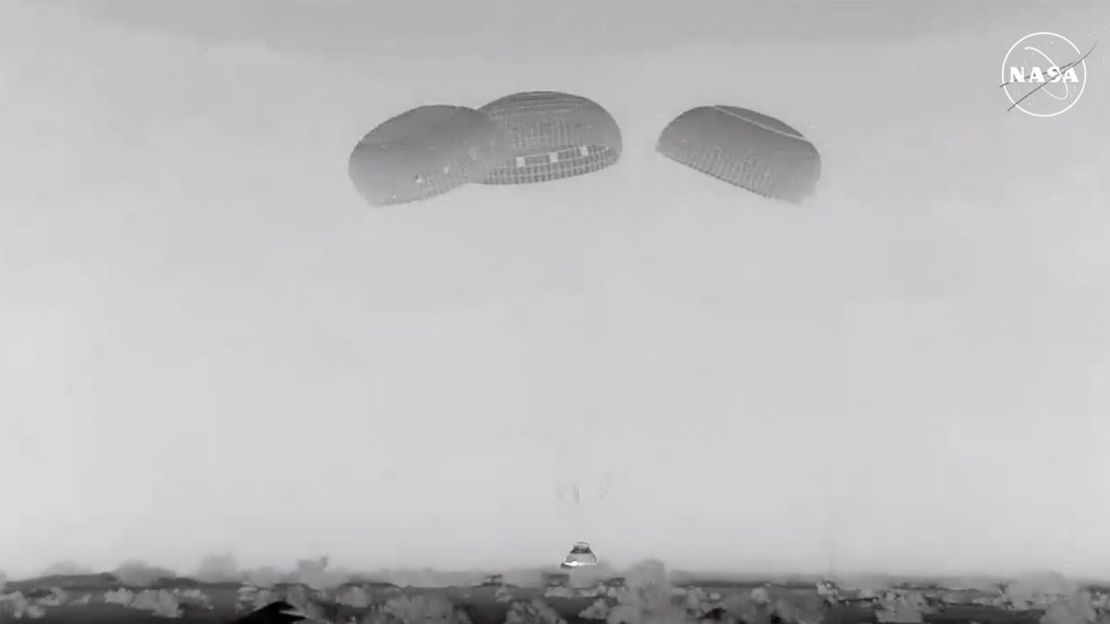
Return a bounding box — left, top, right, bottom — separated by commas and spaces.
2, 560, 1108, 624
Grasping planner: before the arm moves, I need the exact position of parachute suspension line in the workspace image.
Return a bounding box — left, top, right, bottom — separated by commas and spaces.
554, 412, 603, 547
572, 483, 586, 543
575, 413, 607, 546
820, 444, 838, 581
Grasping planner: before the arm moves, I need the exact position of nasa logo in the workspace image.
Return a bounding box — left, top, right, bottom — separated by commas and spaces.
1000, 32, 1092, 117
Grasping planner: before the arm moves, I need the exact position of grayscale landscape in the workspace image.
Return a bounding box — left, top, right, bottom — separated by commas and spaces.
1, 3, 1108, 620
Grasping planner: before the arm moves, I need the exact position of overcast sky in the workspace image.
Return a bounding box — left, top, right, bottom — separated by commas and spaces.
1, 0, 1108, 581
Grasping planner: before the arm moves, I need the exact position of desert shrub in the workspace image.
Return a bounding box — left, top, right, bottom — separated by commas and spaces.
580, 599, 611, 621
131, 589, 183, 618
105, 588, 135, 606
772, 594, 825, 624
284, 585, 333, 622
288, 555, 354, 590
113, 560, 177, 587
505, 599, 566, 624
237, 586, 281, 612
0, 591, 45, 619
874, 591, 931, 624
543, 586, 577, 600
336, 584, 372, 608
723, 588, 825, 624
236, 584, 331, 622
366, 593, 472, 624
1006, 572, 1080, 609
723, 590, 773, 624
292, 556, 330, 589
1040, 592, 1099, 624
105, 588, 182, 617
604, 560, 696, 624
276, 584, 313, 612
242, 566, 286, 588
194, 553, 241, 583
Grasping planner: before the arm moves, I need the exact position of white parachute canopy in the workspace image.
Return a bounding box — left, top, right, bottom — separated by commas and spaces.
477, 90, 623, 185
656, 105, 822, 203
347, 104, 511, 206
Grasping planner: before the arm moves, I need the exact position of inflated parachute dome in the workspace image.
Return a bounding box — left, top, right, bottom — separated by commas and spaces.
348, 105, 512, 207
478, 91, 622, 185
656, 106, 821, 203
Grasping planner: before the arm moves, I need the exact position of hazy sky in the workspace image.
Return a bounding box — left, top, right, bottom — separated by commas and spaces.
1, 1, 1108, 581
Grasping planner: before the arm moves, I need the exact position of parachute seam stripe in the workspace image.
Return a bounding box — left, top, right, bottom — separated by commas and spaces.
708, 106, 805, 141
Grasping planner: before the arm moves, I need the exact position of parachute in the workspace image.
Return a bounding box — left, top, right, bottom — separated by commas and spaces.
656, 105, 821, 203
348, 105, 511, 206
478, 91, 622, 185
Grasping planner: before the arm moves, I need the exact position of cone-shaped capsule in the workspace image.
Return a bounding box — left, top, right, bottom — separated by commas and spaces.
561, 541, 599, 568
